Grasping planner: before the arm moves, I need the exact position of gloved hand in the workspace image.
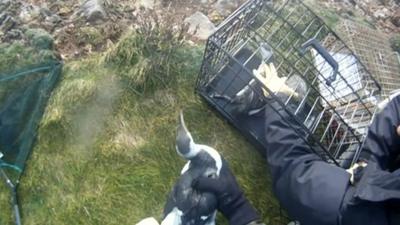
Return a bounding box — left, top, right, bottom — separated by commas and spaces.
346, 161, 368, 185
252, 62, 298, 98
192, 158, 260, 225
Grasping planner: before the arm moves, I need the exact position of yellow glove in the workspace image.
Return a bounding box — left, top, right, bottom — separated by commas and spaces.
252, 62, 298, 98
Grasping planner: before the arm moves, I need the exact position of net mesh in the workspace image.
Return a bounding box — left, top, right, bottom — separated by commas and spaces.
0, 61, 62, 174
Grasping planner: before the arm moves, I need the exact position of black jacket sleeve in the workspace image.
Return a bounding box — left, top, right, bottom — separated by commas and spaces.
264, 98, 350, 225
360, 95, 400, 170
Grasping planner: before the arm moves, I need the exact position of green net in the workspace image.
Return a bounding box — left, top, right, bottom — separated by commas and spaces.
0, 61, 62, 174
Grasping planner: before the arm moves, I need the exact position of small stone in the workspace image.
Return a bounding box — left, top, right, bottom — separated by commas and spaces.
373, 7, 390, 19
391, 9, 400, 27
0, 0, 10, 4
6, 28, 22, 39
40, 7, 52, 17
106, 38, 113, 48
46, 14, 62, 25
0, 14, 16, 32
184, 11, 216, 40
19, 4, 41, 23
0, 13, 7, 24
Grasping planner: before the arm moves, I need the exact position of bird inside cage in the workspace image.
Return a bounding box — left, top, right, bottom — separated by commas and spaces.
210, 42, 308, 117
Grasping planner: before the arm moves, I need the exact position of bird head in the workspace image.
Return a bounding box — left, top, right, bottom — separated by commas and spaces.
176, 111, 199, 159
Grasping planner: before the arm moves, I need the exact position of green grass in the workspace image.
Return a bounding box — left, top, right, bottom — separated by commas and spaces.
0, 38, 285, 225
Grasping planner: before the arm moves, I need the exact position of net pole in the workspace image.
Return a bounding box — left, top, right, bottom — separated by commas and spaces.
0, 165, 22, 225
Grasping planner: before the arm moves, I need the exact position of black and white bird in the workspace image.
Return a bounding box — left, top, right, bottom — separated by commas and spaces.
162, 111, 222, 225
211, 78, 266, 116
136, 112, 222, 225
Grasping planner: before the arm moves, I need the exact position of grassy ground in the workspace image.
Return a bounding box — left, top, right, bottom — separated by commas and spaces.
0, 34, 285, 225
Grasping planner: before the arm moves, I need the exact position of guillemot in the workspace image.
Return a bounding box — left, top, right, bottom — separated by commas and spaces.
161, 111, 222, 225
135, 112, 223, 225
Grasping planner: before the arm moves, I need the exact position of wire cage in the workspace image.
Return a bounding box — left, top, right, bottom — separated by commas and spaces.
338, 19, 400, 97
196, 0, 382, 169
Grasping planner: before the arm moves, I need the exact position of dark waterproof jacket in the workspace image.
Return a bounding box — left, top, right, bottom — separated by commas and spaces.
264, 95, 400, 225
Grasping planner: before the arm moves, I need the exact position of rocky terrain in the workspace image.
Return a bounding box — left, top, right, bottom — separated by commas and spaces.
322, 0, 399, 32
0, 0, 248, 59
0, 0, 399, 59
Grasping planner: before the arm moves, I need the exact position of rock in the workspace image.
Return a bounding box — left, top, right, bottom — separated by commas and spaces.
378, 0, 390, 5
47, 14, 62, 24
0, 14, 16, 32
184, 11, 216, 40
19, 4, 41, 23
42, 14, 62, 31
373, 7, 391, 19
389, 35, 400, 53
5, 28, 22, 39
0, 13, 6, 24
106, 38, 114, 49
0, 0, 10, 8
1, 28, 22, 41
135, 0, 156, 9
81, 0, 106, 23
39, 7, 52, 17
391, 9, 400, 27
214, 0, 241, 16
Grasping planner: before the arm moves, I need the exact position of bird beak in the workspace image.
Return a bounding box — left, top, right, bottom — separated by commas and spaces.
179, 111, 189, 134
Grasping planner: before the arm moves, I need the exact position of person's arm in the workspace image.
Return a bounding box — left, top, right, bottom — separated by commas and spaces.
346, 95, 400, 201
359, 94, 400, 170
257, 63, 350, 225
192, 158, 263, 225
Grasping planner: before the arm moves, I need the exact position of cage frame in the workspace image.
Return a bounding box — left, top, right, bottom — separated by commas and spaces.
196, 0, 382, 168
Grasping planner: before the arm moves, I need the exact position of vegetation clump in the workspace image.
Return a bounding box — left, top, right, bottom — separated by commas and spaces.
76, 26, 105, 47
0, 42, 48, 74
105, 9, 188, 95
25, 28, 54, 50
